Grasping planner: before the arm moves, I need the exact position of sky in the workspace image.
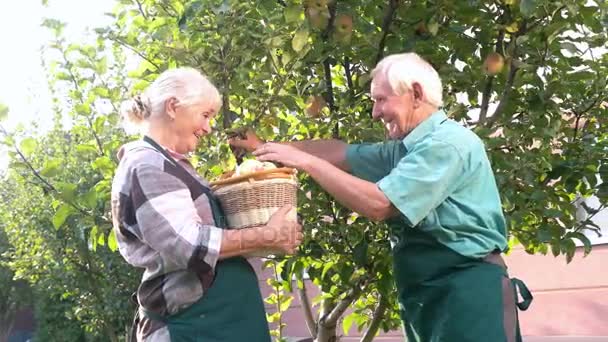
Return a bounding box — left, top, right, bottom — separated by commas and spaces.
0, 0, 115, 168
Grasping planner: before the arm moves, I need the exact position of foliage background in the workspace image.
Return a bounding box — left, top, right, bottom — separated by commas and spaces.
0, 0, 606, 341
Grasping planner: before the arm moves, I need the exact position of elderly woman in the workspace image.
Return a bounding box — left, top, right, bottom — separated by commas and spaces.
111, 67, 302, 341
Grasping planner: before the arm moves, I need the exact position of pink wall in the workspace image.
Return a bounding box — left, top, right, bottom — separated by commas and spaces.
505, 244, 608, 337
250, 244, 608, 340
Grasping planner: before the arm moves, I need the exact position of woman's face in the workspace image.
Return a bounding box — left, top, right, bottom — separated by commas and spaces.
167, 97, 218, 154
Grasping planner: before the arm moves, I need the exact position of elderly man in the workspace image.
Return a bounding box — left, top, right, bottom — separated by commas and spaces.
230, 52, 532, 342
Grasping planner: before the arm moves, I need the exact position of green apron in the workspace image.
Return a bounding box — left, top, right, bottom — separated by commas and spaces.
134, 136, 271, 342
392, 226, 532, 342
143, 257, 271, 342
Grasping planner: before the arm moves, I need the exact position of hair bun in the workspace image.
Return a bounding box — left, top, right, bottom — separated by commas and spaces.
120, 95, 151, 126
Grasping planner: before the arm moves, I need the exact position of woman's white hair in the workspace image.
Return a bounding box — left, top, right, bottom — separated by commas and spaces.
120, 67, 221, 133
371, 52, 443, 107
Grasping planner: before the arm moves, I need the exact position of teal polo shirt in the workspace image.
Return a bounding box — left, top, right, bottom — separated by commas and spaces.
346, 111, 508, 258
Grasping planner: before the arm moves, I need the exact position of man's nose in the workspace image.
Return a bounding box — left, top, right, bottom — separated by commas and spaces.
371, 105, 382, 121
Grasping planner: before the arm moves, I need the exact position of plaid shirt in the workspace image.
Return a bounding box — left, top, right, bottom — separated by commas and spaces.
111, 140, 223, 340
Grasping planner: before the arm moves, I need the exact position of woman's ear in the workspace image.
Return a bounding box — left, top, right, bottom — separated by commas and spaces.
165, 97, 178, 121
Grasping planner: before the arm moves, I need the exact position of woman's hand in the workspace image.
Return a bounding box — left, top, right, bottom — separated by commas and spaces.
228, 129, 265, 153
261, 204, 303, 255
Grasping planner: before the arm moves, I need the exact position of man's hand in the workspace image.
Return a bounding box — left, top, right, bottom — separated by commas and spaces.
228, 129, 265, 153
253, 142, 317, 171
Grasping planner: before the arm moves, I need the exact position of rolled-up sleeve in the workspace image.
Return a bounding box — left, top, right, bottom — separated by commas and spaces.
377, 139, 465, 226
346, 141, 401, 182
131, 163, 223, 272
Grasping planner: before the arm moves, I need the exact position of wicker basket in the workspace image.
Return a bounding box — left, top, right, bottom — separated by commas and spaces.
210, 168, 298, 257
210, 167, 298, 226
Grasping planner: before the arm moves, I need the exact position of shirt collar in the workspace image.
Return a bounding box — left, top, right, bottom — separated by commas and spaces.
402, 110, 447, 151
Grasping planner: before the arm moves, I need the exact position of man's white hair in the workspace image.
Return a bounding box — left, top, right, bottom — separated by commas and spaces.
371, 53, 443, 107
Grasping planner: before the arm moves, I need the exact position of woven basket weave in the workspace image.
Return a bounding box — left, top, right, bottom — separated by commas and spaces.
210, 168, 298, 258
210, 168, 298, 230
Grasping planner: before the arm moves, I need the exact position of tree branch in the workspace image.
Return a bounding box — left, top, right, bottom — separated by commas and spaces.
479, 77, 494, 124
0, 125, 107, 222
108, 35, 161, 70
485, 48, 520, 128
479, 20, 506, 124
323, 58, 340, 139
343, 57, 355, 97
324, 281, 364, 326
297, 281, 318, 337
375, 0, 399, 65
135, 0, 148, 20
360, 294, 388, 342
572, 91, 604, 141
61, 56, 105, 157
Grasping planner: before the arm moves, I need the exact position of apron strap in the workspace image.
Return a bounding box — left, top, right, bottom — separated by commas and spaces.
511, 277, 533, 310
142, 135, 227, 228
484, 252, 533, 342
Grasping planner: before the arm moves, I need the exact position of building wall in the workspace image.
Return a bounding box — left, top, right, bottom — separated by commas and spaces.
252, 243, 608, 341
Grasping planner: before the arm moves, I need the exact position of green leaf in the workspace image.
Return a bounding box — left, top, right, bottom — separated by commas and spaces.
19, 138, 37, 156
91, 156, 115, 176
0, 103, 8, 121
292, 29, 309, 52
40, 159, 62, 177
56, 182, 78, 202
97, 230, 106, 246
353, 240, 368, 267
108, 230, 118, 252
561, 239, 576, 263
76, 143, 98, 155
321, 261, 334, 279
75, 103, 91, 116
52, 204, 75, 229
94, 116, 106, 133
520, 0, 536, 18
81, 187, 98, 209
279, 296, 293, 312
284, 5, 302, 23
89, 225, 99, 251
560, 42, 578, 54
343, 313, 355, 335
543, 208, 563, 218
428, 20, 439, 36
572, 232, 592, 256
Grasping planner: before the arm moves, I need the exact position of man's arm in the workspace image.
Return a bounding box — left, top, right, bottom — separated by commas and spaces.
253, 143, 399, 221
228, 130, 350, 171
301, 156, 399, 221
286, 139, 350, 171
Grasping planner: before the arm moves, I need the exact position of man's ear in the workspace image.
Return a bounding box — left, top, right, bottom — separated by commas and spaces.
412, 82, 424, 102
165, 97, 178, 120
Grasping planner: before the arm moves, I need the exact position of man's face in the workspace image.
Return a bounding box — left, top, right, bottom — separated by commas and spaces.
370, 73, 416, 139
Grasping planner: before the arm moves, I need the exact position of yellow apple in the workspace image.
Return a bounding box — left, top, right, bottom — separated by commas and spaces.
483, 52, 505, 75
334, 14, 353, 43
305, 95, 326, 117
306, 7, 330, 30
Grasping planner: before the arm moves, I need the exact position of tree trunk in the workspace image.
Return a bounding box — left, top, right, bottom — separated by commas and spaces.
360, 295, 388, 342
316, 322, 338, 342
315, 298, 338, 342
0, 315, 15, 342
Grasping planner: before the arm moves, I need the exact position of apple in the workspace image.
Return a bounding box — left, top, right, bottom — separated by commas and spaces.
483, 52, 505, 75
334, 14, 353, 43
306, 7, 329, 30
415, 21, 428, 36
305, 0, 330, 30
305, 95, 326, 118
